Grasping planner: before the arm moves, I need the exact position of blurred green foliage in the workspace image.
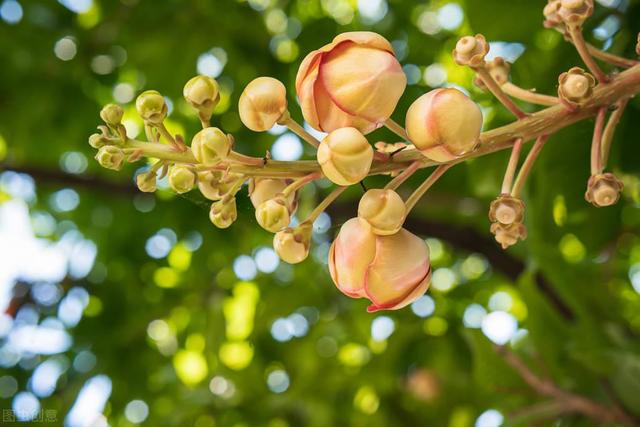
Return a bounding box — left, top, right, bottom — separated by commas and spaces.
1, 0, 640, 426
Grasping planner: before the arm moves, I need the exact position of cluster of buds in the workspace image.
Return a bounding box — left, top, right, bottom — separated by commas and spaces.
88, 0, 639, 312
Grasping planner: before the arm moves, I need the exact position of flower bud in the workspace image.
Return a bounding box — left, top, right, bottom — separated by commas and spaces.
136, 171, 157, 193
88, 133, 108, 149
273, 223, 312, 264
558, 67, 595, 107
100, 103, 124, 126
558, 0, 593, 27
405, 88, 482, 162
168, 165, 197, 194
543, 0, 565, 33
453, 34, 489, 67
488, 195, 525, 225
328, 218, 431, 312
317, 127, 373, 186
95, 146, 125, 170
238, 77, 287, 132
490, 222, 527, 249
474, 57, 510, 89
135, 90, 167, 124
358, 189, 406, 235
198, 171, 244, 201
636, 32, 640, 56
191, 127, 231, 165
255, 195, 291, 232
585, 173, 623, 207
249, 178, 297, 212
296, 31, 406, 134
183, 75, 220, 115
210, 198, 237, 229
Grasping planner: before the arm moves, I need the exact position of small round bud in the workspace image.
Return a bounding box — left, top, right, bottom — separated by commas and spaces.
135, 90, 167, 124
406, 88, 482, 162
136, 171, 157, 193
198, 171, 244, 201
100, 103, 124, 126
88, 133, 108, 149
210, 198, 237, 229
273, 223, 312, 264
488, 195, 525, 225
95, 146, 125, 170
358, 189, 406, 236
558, 67, 595, 107
490, 222, 527, 249
585, 173, 623, 207
238, 77, 287, 132
191, 127, 231, 165
475, 57, 511, 89
168, 165, 197, 194
317, 127, 373, 186
183, 75, 220, 114
255, 196, 291, 232
453, 34, 489, 67
558, 0, 593, 27
249, 178, 297, 212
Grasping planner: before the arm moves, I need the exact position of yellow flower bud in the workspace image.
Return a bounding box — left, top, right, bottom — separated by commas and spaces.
238, 77, 287, 132
95, 146, 125, 170
405, 88, 482, 162
317, 127, 373, 186
358, 189, 406, 236
191, 127, 231, 165
100, 103, 124, 126
273, 223, 312, 264
248, 178, 297, 211
488, 195, 525, 225
198, 171, 244, 201
585, 173, 623, 207
255, 196, 291, 232
136, 171, 157, 193
452, 34, 489, 67
135, 90, 167, 124
210, 198, 237, 229
183, 75, 220, 115
296, 31, 406, 134
168, 165, 196, 194
88, 133, 108, 149
558, 67, 595, 108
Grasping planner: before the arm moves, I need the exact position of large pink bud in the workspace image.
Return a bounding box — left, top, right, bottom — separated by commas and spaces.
328, 218, 431, 312
295, 31, 407, 135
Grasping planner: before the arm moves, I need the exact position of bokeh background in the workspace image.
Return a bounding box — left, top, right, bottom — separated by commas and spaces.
1, 0, 640, 426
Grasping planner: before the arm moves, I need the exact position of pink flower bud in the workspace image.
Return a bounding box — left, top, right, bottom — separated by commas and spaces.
328, 218, 431, 312
238, 77, 287, 132
317, 127, 373, 185
358, 189, 406, 235
295, 31, 406, 134
405, 88, 482, 162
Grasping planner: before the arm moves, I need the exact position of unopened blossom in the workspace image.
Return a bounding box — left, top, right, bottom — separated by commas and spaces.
238, 77, 287, 132
183, 75, 220, 115
558, 67, 595, 108
136, 90, 167, 124
358, 189, 406, 235
273, 223, 312, 264
317, 127, 373, 186
191, 127, 231, 165
453, 34, 489, 67
585, 173, 623, 207
168, 165, 197, 194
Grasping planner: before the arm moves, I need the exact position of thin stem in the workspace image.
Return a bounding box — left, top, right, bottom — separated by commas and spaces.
567, 26, 609, 84
144, 124, 158, 143
156, 123, 177, 145
587, 43, 638, 69
501, 138, 524, 194
502, 83, 559, 106
221, 177, 246, 203
228, 151, 265, 167
384, 118, 410, 141
305, 186, 348, 223
590, 107, 607, 175
404, 164, 451, 213
475, 67, 528, 119
601, 99, 628, 168
198, 112, 211, 129
384, 160, 421, 190
279, 113, 320, 148
511, 135, 550, 198
282, 172, 322, 197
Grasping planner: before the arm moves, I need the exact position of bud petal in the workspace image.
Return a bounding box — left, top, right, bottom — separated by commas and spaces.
295, 31, 406, 134
183, 75, 220, 114
273, 223, 312, 264
255, 196, 291, 232
317, 127, 373, 186
558, 67, 595, 107
100, 103, 124, 126
453, 34, 489, 67
358, 189, 406, 235
88, 133, 108, 149
249, 178, 297, 212
238, 77, 287, 132
136, 171, 157, 193
405, 88, 482, 162
135, 90, 167, 124
191, 127, 231, 165
95, 146, 125, 170
585, 173, 623, 207
168, 165, 197, 194
328, 218, 431, 312
210, 198, 237, 229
